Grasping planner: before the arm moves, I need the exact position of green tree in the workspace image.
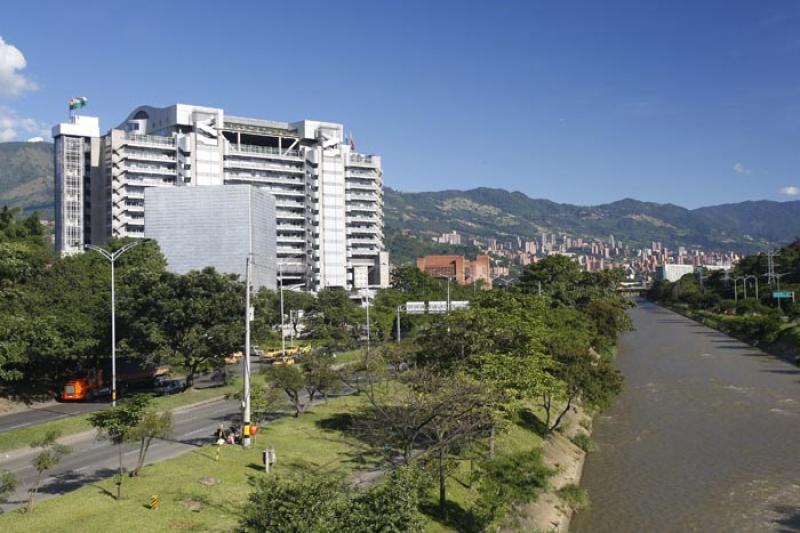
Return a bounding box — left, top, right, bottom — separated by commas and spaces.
307, 287, 363, 348
0, 470, 16, 510
121, 268, 244, 386
543, 349, 622, 433
88, 395, 150, 499
263, 365, 307, 417
303, 355, 341, 402
27, 430, 71, 512
128, 409, 173, 477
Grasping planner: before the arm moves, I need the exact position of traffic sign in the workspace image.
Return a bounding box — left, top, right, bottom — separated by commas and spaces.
773, 291, 793, 299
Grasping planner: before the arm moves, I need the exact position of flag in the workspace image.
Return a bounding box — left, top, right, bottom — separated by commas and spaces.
68, 96, 88, 110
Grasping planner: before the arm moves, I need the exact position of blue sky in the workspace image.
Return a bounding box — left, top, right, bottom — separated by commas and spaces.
2, 0, 800, 208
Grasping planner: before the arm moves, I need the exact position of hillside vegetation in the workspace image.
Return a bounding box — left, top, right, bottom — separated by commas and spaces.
2, 142, 799, 262
0, 142, 53, 218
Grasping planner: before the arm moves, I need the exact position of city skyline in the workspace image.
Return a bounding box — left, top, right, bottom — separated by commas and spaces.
2, 1, 800, 208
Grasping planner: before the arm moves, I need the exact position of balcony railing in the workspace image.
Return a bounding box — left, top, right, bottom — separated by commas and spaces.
223, 159, 304, 174
124, 133, 176, 147
229, 144, 302, 159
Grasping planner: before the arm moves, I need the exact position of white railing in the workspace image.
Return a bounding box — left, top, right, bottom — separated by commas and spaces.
124, 133, 176, 147
123, 151, 175, 162
223, 159, 304, 173
229, 144, 301, 159
124, 164, 176, 175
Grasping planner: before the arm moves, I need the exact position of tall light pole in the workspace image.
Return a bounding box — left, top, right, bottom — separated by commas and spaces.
396, 305, 402, 343
744, 275, 759, 300
85, 240, 145, 407
446, 276, 452, 312
279, 262, 286, 356
242, 255, 253, 448
360, 288, 373, 353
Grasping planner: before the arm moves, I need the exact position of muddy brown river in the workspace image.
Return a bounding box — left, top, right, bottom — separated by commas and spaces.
572, 300, 800, 533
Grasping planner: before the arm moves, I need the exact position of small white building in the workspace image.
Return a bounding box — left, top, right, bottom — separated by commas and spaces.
655, 263, 696, 282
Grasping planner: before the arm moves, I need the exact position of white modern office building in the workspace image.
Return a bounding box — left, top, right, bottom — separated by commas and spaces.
53, 104, 389, 291
655, 263, 696, 282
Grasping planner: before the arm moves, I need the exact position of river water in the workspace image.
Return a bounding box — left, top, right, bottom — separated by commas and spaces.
572, 300, 800, 532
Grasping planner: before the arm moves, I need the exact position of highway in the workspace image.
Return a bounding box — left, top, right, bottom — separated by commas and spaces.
0, 397, 241, 511
0, 364, 246, 433
0, 401, 110, 432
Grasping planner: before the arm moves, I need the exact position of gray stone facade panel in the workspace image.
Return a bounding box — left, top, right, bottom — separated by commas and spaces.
144, 186, 276, 289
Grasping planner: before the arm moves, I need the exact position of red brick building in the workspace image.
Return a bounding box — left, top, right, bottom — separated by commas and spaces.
416, 254, 491, 288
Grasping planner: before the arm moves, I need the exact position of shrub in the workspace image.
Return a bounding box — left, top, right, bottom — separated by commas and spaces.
557, 483, 589, 511
474, 450, 553, 529
570, 433, 595, 453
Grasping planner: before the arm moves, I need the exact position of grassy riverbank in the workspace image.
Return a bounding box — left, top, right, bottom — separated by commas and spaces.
0, 390, 555, 533
661, 302, 800, 364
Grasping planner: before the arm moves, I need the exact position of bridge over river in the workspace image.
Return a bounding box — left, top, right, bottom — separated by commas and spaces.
572, 299, 800, 532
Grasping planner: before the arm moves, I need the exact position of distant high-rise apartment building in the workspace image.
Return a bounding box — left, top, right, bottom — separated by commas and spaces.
437, 231, 462, 246
53, 104, 388, 291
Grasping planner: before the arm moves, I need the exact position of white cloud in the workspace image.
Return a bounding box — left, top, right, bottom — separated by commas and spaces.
0, 37, 38, 97
733, 162, 752, 175
0, 106, 50, 142
780, 186, 800, 196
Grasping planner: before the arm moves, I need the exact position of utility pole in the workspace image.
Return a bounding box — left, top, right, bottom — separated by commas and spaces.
446, 277, 451, 312
279, 263, 285, 356
85, 241, 144, 407
744, 275, 759, 300
361, 290, 372, 353
242, 255, 252, 448
538, 281, 542, 296
396, 305, 402, 343
766, 250, 779, 287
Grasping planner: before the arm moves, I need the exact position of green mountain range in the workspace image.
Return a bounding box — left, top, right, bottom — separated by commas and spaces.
384, 188, 800, 262
0, 141, 54, 218
2, 142, 798, 263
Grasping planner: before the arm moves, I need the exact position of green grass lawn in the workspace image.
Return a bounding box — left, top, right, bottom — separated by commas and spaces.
0, 381, 240, 454
332, 348, 365, 366
1, 394, 373, 533
1, 390, 547, 532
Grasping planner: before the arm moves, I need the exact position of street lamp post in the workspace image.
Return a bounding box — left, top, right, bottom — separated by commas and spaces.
744, 275, 759, 300
446, 276, 452, 312
85, 241, 145, 407
279, 262, 286, 356
242, 255, 253, 448
359, 289, 374, 353
396, 305, 402, 343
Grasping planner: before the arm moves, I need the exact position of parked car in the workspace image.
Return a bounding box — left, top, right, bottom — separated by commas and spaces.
154, 378, 187, 395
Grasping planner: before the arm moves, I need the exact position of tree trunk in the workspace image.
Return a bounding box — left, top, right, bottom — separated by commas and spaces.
542, 392, 552, 429
438, 447, 446, 513
28, 472, 42, 511
116, 443, 124, 500
133, 436, 153, 476
550, 395, 574, 434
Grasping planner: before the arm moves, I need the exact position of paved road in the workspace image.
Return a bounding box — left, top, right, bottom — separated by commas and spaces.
572, 300, 800, 532
0, 363, 252, 432
0, 397, 241, 511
